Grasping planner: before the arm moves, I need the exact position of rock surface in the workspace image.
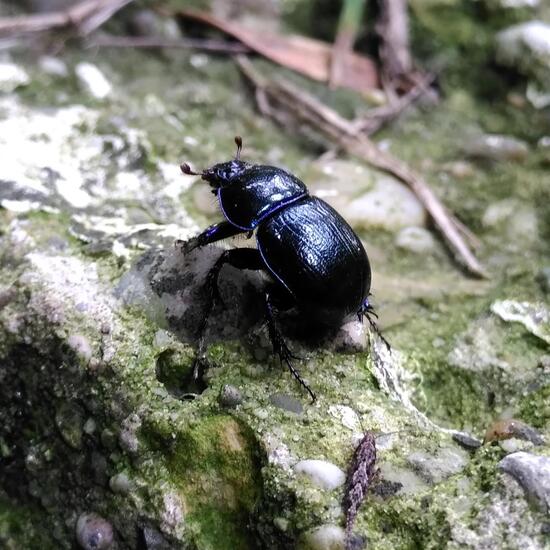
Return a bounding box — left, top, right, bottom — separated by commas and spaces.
0, 5, 549, 549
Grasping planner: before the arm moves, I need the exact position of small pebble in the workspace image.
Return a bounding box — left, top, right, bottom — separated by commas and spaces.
83, 418, 97, 435
407, 446, 469, 483
39, 55, 68, 77
299, 524, 346, 550
443, 161, 474, 179
341, 176, 426, 231
274, 517, 289, 532
464, 133, 529, 162
395, 227, 436, 254
452, 431, 483, 450
75, 62, 112, 100
76, 513, 114, 550
499, 437, 534, 454
498, 451, 550, 512
218, 384, 243, 408
109, 472, 132, 495
294, 459, 346, 490
0, 62, 30, 93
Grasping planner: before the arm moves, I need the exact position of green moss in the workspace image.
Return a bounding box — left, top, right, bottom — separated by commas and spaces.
518, 384, 550, 429
0, 498, 58, 550
166, 415, 263, 549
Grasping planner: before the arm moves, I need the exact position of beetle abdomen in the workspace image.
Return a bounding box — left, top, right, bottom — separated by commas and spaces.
257, 197, 371, 324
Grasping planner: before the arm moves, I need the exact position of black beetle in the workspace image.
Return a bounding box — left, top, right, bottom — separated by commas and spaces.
180, 137, 385, 401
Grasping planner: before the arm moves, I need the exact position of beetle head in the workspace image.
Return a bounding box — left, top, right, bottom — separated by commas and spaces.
180, 136, 249, 190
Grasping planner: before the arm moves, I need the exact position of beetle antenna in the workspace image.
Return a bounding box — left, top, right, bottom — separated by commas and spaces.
234, 135, 243, 160
180, 163, 201, 176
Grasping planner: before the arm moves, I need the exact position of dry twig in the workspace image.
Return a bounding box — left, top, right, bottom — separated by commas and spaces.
0, 0, 133, 38
89, 34, 250, 54
236, 56, 487, 278
352, 72, 436, 135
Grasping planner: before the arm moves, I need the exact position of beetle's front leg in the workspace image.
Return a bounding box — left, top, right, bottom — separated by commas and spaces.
176, 221, 245, 254
193, 248, 265, 379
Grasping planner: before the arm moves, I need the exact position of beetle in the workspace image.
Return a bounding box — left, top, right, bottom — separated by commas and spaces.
180, 137, 386, 401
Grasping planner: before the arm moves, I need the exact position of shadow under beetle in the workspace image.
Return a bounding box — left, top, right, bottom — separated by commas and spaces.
180, 137, 385, 402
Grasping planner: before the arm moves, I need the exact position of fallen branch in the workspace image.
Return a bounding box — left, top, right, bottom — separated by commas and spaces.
236, 55, 487, 278
89, 34, 250, 54
352, 72, 436, 135
0, 0, 133, 37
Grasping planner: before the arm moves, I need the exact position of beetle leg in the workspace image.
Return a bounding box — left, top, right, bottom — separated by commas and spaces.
193, 248, 265, 379
178, 221, 246, 255
357, 297, 391, 351
264, 291, 316, 403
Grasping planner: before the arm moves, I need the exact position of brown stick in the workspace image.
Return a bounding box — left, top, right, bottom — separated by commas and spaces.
0, 0, 133, 37
89, 34, 250, 54
235, 56, 487, 278
352, 72, 436, 135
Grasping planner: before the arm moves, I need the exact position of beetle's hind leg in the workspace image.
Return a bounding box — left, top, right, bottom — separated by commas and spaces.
194, 248, 265, 379
357, 296, 391, 351
264, 291, 316, 403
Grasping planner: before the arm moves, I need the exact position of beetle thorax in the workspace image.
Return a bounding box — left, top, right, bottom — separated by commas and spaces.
216, 165, 309, 231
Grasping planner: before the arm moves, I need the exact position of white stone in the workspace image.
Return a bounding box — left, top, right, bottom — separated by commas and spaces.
378, 463, 428, 495
294, 460, 346, 490
327, 405, 360, 431
482, 199, 538, 243
407, 447, 469, 484
299, 524, 346, 550
75, 62, 112, 100
39, 56, 68, 77
496, 21, 550, 89
482, 198, 518, 227
463, 133, 529, 161
497, 21, 550, 63
395, 226, 436, 254
499, 451, 550, 512
495, 0, 539, 8
0, 62, 30, 93
339, 174, 426, 231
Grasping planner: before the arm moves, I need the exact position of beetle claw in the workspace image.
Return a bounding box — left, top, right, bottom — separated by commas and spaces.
358, 299, 391, 352
177, 236, 200, 255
